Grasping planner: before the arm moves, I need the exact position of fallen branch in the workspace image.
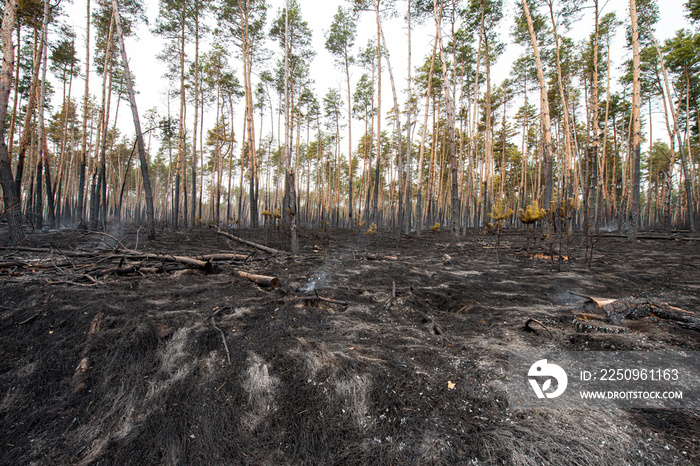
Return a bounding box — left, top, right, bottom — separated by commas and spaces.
16, 310, 42, 325
212, 226, 287, 255
210, 313, 231, 364
89, 265, 165, 278
198, 253, 252, 262
296, 295, 349, 306
366, 253, 398, 261
236, 270, 280, 288
81, 230, 128, 250
0, 246, 100, 257
0, 260, 30, 268
524, 318, 555, 339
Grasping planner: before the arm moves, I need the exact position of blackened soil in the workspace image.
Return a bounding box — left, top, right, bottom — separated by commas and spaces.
1, 224, 699, 465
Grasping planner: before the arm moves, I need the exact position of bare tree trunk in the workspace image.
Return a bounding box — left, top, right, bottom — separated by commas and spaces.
14, 25, 44, 203
416, 37, 438, 235
372, 0, 382, 224
111, 0, 155, 239
77, 0, 91, 228
434, 0, 458, 239
590, 0, 600, 225
521, 0, 554, 207
190, 0, 199, 227
0, 0, 23, 244
628, 0, 641, 240
175, 9, 187, 229
404, 0, 412, 234
283, 0, 298, 253
376, 2, 403, 233
37, 0, 54, 228
90, 15, 115, 230
546, 0, 575, 199
242, 1, 259, 228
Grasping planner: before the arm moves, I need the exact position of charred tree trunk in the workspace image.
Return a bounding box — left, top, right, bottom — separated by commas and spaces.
521, 0, 554, 207
628, 0, 641, 240
111, 0, 155, 239
0, 0, 24, 244
77, 0, 91, 228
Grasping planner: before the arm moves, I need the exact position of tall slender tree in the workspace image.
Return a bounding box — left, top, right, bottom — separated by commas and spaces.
628, 0, 642, 239
0, 0, 24, 244
112, 0, 156, 238
219, 0, 268, 228
520, 0, 555, 206
325, 6, 357, 224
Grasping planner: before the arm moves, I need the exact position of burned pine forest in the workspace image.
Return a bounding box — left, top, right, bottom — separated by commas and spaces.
1, 0, 700, 465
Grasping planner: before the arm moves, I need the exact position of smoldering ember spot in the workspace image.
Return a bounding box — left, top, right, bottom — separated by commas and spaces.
1, 0, 699, 465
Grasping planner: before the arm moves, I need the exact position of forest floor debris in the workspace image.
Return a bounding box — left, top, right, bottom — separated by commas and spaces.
1, 224, 699, 465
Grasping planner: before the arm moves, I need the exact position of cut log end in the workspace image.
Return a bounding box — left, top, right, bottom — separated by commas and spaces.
237, 270, 281, 288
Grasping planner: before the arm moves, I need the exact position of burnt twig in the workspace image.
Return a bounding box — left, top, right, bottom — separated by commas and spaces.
210, 310, 231, 364
524, 318, 555, 339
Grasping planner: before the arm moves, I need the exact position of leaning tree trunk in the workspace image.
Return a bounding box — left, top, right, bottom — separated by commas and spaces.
38, 0, 55, 229
648, 30, 695, 232
111, 0, 155, 239
14, 24, 44, 203
0, 0, 24, 244
377, 2, 403, 234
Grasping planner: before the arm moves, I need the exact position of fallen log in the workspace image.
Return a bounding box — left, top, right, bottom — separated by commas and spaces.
212, 227, 287, 255
198, 253, 252, 261
576, 294, 700, 331
120, 248, 212, 271
236, 270, 280, 288
70, 311, 104, 394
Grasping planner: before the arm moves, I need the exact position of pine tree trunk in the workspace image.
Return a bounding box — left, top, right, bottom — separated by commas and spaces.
628, 0, 641, 240
111, 0, 155, 239
416, 37, 438, 235
404, 0, 412, 234
434, 0, 459, 239
283, 0, 298, 253
77, 0, 91, 228
191, 0, 199, 227
0, 1, 23, 242
38, 0, 54, 228
521, 0, 554, 207
14, 25, 44, 203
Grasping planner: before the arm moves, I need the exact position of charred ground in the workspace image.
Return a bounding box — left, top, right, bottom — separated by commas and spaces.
1, 225, 699, 465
